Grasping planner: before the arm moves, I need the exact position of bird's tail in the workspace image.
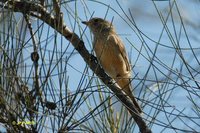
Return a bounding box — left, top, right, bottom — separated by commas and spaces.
117, 78, 143, 114
127, 85, 143, 114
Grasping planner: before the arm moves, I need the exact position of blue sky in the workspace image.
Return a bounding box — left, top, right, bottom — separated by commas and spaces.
1, 0, 198, 132
60, 1, 200, 132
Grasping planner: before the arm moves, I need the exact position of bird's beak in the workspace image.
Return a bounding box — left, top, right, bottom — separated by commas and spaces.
82, 21, 89, 26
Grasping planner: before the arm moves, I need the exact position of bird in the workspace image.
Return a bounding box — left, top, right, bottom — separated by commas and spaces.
82, 17, 142, 114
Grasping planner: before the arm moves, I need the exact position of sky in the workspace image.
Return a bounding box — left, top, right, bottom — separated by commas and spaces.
1, 0, 199, 132
61, 0, 200, 132
54, 0, 199, 133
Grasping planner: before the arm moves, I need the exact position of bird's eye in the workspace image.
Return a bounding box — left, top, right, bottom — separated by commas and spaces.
93, 19, 99, 26
94, 19, 98, 23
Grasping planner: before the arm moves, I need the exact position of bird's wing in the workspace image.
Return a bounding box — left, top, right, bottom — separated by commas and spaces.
108, 34, 131, 73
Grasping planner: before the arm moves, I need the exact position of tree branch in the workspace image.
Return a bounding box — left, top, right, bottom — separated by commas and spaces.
2, 1, 152, 132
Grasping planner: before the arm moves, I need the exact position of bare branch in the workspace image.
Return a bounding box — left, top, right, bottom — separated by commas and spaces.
1, 1, 152, 132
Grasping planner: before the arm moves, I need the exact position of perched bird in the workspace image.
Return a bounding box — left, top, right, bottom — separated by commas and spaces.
82, 17, 142, 114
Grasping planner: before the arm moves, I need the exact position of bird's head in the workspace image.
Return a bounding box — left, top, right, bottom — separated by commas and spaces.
82, 17, 114, 35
